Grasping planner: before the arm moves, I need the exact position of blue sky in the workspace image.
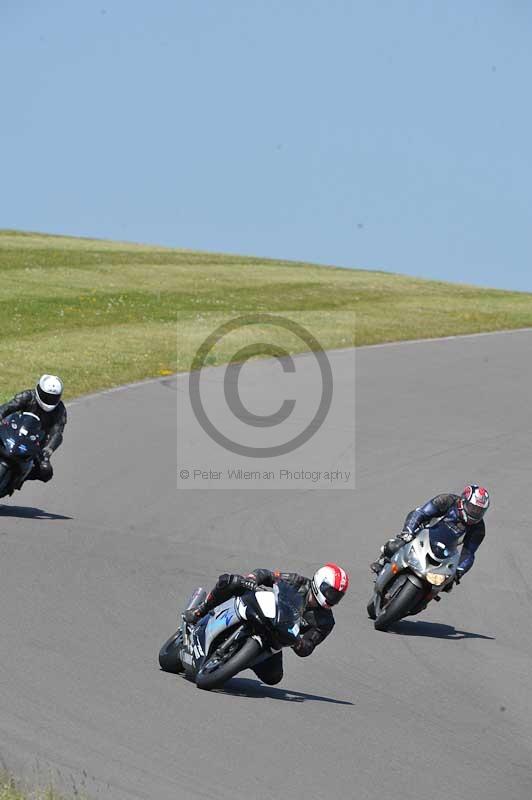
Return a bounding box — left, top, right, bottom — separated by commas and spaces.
2, 1, 531, 290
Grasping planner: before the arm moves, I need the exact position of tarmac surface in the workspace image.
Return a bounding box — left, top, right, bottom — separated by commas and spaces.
1, 329, 531, 799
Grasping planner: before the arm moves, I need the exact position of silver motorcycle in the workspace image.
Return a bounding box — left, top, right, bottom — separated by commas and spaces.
367, 520, 461, 631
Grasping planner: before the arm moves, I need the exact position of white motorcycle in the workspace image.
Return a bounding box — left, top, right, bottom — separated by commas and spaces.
159, 580, 304, 690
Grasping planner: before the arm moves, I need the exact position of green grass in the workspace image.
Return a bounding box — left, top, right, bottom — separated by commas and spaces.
0, 774, 66, 800
1, 229, 531, 401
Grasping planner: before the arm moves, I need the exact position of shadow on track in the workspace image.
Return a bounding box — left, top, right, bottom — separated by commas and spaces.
0, 505, 72, 520
390, 620, 495, 640
221, 677, 354, 705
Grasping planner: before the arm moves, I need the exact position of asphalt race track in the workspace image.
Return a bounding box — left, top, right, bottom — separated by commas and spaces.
1, 329, 531, 800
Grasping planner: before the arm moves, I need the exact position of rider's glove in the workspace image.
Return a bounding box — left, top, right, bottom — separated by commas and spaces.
218, 573, 243, 588
217, 573, 256, 593
444, 571, 462, 593
399, 530, 414, 542
183, 608, 202, 624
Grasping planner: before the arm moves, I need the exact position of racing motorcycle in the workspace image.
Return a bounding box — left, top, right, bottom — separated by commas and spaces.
0, 412, 44, 498
159, 580, 304, 690
367, 521, 461, 631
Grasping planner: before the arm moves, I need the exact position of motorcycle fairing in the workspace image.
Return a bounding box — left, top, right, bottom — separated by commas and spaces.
0, 412, 45, 494
195, 598, 242, 660
375, 525, 461, 597
405, 526, 461, 581
0, 412, 43, 461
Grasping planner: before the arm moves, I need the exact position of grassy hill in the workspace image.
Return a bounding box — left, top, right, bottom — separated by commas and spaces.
1, 229, 531, 401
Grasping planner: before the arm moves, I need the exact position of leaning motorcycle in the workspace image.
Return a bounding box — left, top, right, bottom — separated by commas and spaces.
159, 580, 304, 690
367, 521, 461, 631
0, 412, 45, 498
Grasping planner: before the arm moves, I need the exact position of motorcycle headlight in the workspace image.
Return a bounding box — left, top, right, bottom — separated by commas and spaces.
426, 572, 446, 586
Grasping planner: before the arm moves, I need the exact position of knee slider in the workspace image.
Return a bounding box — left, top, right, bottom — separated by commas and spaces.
40, 463, 53, 482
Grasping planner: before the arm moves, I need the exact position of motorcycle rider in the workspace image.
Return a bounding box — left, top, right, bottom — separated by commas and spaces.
370, 485, 490, 585
184, 563, 349, 685
0, 375, 66, 486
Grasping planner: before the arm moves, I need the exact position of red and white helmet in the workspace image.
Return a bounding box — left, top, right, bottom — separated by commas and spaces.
36, 374, 63, 412
311, 563, 349, 609
457, 485, 490, 525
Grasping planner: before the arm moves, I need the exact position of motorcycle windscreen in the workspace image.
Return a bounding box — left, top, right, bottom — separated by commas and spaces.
274, 581, 304, 643
428, 520, 460, 560
185, 587, 207, 612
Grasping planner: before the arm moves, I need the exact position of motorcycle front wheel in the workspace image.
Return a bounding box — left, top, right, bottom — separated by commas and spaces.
0, 463, 12, 498
196, 636, 262, 691
158, 630, 184, 674
374, 578, 425, 631
366, 598, 376, 619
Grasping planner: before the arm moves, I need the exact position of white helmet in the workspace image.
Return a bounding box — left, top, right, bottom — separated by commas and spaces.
35, 374, 63, 412
311, 563, 349, 609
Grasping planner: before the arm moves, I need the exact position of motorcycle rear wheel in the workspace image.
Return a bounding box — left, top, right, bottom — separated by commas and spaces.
158, 630, 184, 674
196, 636, 262, 691
374, 578, 425, 631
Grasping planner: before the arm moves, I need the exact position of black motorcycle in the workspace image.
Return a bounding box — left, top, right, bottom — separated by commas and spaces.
0, 412, 45, 498
159, 581, 304, 690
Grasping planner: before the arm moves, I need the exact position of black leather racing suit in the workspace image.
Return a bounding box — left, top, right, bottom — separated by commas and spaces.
197, 569, 335, 685
0, 390, 67, 483
382, 493, 486, 576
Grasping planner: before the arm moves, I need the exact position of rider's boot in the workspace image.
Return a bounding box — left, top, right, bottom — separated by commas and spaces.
370, 534, 412, 574
370, 543, 387, 574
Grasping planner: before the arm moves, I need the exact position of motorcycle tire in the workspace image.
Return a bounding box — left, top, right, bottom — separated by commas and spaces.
158, 630, 184, 674
196, 636, 262, 691
0, 463, 12, 498
374, 578, 425, 632
366, 598, 376, 620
